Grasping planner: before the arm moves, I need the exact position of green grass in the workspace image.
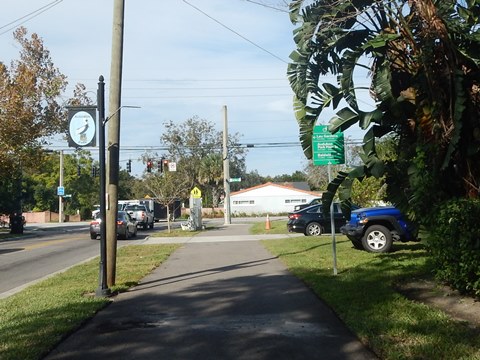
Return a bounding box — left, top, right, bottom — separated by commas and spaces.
149, 224, 218, 237
0, 244, 179, 360
3, 221, 480, 359
149, 228, 203, 237
250, 218, 289, 234
263, 236, 480, 360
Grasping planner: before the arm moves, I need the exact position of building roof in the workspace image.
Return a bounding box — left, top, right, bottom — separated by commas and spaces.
231, 182, 322, 197
272, 181, 311, 191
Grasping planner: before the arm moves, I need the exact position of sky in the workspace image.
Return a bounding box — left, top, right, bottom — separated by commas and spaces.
0, 0, 367, 177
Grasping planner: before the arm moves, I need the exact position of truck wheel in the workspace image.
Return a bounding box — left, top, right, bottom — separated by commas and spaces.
305, 222, 323, 236
362, 225, 393, 253
347, 235, 364, 250
143, 223, 148, 230
149, 221, 154, 229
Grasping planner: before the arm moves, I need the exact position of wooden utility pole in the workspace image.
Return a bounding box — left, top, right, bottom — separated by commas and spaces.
223, 105, 231, 225
58, 150, 64, 223
106, 0, 125, 286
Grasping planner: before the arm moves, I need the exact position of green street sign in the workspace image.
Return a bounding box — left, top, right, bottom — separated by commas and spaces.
229, 177, 241, 182
312, 125, 345, 165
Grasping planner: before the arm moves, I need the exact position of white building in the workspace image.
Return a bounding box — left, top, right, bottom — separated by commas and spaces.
230, 182, 322, 215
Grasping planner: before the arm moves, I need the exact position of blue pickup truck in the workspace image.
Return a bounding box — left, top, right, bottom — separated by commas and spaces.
340, 206, 418, 253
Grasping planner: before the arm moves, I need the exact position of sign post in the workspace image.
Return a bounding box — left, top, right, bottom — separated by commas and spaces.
312, 125, 345, 276
190, 187, 203, 230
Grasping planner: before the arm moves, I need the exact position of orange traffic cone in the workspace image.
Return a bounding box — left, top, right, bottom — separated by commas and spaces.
265, 214, 271, 230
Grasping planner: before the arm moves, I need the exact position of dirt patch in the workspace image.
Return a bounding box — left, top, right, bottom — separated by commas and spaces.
396, 278, 480, 329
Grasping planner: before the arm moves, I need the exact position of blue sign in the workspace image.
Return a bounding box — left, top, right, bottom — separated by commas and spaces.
57, 186, 65, 196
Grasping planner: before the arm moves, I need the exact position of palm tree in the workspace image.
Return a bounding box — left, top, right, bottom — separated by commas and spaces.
197, 153, 224, 210
288, 0, 480, 224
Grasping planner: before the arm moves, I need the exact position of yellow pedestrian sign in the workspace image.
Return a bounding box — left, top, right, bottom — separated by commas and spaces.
191, 187, 202, 199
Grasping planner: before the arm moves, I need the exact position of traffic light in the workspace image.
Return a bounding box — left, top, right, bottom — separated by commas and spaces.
158, 159, 163, 173
163, 158, 169, 172
146, 159, 153, 173
126, 159, 132, 173
91, 165, 97, 177
77, 165, 81, 176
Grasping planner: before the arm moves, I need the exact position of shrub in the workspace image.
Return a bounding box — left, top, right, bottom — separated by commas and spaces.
80, 207, 92, 220
427, 198, 480, 296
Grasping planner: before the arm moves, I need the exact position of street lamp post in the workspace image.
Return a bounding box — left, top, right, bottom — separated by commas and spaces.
95, 75, 139, 297
95, 75, 110, 297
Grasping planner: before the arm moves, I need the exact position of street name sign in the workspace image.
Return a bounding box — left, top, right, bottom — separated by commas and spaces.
312, 125, 345, 166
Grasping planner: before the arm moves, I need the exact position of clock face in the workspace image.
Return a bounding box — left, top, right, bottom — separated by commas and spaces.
69, 111, 96, 146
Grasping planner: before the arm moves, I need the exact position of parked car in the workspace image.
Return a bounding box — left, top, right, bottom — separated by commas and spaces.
287, 203, 347, 236
90, 211, 138, 240
124, 204, 154, 230
293, 197, 322, 211
340, 206, 418, 253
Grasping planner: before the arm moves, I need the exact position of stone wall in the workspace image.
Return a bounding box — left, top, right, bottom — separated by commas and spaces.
22, 211, 81, 223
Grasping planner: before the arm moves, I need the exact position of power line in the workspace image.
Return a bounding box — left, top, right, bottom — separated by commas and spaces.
122, 78, 288, 82
182, 0, 288, 64
122, 94, 292, 99
122, 85, 288, 90
0, 0, 63, 36
243, 0, 289, 13
46, 139, 364, 154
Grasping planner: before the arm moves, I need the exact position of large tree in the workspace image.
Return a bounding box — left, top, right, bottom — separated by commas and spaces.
288, 0, 480, 224
144, 170, 190, 232
158, 116, 247, 205
0, 27, 67, 213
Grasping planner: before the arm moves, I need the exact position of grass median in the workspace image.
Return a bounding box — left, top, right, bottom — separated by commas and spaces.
262, 235, 480, 359
0, 244, 179, 360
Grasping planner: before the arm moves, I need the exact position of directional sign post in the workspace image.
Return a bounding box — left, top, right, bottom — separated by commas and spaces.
312, 125, 345, 277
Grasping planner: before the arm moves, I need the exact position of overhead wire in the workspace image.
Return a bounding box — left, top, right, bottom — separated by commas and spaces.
182, 0, 288, 64
0, 0, 63, 36
242, 0, 289, 13
46, 138, 364, 153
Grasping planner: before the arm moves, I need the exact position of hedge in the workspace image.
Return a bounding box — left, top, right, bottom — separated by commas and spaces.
427, 198, 480, 296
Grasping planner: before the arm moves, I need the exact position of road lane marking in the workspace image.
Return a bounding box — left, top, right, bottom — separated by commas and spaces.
23, 237, 85, 251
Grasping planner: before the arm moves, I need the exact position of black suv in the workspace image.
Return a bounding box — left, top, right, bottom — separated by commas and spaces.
287, 203, 346, 236
340, 206, 418, 253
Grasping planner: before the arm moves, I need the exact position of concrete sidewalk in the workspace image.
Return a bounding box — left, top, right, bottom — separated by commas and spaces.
45, 223, 377, 360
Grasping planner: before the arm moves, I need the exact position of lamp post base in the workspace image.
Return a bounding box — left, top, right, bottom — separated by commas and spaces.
95, 287, 111, 298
